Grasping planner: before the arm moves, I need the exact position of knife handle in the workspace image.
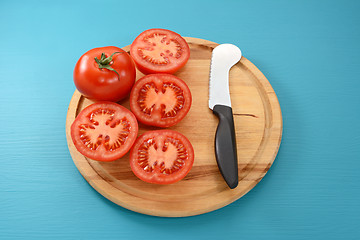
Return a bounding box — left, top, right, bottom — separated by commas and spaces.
213, 104, 239, 189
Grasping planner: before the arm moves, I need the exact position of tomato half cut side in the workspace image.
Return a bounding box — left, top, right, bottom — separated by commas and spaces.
130, 130, 194, 184
130, 28, 190, 74
71, 102, 138, 162
130, 74, 192, 128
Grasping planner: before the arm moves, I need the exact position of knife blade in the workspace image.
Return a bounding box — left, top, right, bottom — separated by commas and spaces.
209, 44, 242, 189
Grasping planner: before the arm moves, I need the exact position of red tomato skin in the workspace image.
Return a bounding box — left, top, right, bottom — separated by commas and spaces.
129, 74, 192, 128
129, 130, 195, 185
71, 102, 139, 162
73, 46, 136, 102
130, 29, 190, 74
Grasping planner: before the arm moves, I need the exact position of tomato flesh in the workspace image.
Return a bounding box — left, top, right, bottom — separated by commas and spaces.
138, 33, 182, 64
130, 74, 192, 127
130, 130, 194, 184
71, 102, 138, 162
130, 29, 190, 74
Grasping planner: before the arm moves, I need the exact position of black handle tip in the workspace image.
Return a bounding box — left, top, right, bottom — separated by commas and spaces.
227, 179, 239, 189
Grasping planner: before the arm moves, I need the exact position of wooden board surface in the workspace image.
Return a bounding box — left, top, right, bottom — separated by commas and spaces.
65, 37, 282, 217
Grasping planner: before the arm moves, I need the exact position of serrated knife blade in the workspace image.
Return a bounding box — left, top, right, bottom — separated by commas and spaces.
209, 44, 242, 110
209, 44, 242, 189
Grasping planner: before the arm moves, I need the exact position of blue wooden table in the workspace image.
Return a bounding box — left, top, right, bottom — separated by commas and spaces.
1, 0, 359, 239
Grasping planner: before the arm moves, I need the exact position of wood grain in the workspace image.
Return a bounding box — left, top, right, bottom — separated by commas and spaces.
65, 37, 282, 217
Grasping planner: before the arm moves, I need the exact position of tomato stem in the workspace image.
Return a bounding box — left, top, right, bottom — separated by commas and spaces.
94, 52, 124, 80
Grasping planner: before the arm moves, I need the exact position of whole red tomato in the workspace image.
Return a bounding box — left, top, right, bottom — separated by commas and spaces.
74, 46, 136, 102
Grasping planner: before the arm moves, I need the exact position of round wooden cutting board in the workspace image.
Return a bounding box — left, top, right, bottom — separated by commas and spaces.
65, 37, 282, 217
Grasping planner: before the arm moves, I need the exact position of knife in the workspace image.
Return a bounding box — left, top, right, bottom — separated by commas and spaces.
209, 44, 242, 189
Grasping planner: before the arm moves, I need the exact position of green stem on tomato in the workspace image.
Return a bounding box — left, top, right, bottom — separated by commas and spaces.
94, 52, 124, 80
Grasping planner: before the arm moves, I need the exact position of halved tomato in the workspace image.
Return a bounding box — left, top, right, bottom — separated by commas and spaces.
130, 28, 190, 74
130, 74, 192, 128
129, 130, 194, 184
71, 102, 138, 162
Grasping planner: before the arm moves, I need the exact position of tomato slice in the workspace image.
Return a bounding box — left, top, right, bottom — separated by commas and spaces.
130, 130, 194, 184
130, 74, 192, 128
130, 29, 190, 74
71, 102, 138, 162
